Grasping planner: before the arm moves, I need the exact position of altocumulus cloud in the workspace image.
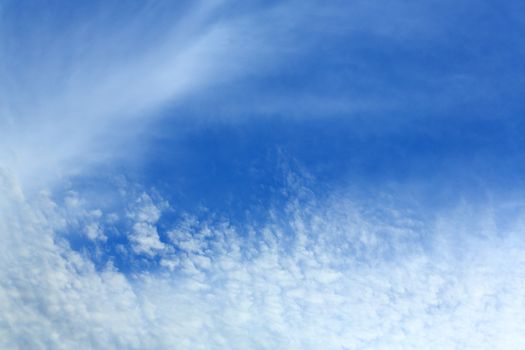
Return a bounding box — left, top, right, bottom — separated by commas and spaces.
2, 0, 525, 349
2, 168, 525, 349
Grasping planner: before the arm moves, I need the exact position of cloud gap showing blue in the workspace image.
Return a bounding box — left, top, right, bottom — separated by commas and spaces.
3, 0, 525, 348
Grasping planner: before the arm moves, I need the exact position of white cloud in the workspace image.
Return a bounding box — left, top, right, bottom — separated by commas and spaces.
130, 222, 165, 256
2, 168, 525, 349
1, 1, 524, 349
0, 0, 472, 189
0, 1, 287, 188
84, 222, 106, 242
0, 172, 150, 349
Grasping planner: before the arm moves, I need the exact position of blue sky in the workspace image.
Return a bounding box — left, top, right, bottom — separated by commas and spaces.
2, 1, 525, 349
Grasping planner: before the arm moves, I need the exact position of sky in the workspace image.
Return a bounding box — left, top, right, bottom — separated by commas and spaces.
2, 0, 525, 349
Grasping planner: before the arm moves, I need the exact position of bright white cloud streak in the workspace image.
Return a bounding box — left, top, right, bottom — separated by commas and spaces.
0, 0, 468, 186
0, 1, 291, 187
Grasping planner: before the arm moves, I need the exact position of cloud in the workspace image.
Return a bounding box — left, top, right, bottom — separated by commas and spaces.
2, 167, 525, 349
2, 1, 525, 349
2, 0, 492, 187
0, 1, 291, 187
2, 0, 510, 194
0, 171, 148, 349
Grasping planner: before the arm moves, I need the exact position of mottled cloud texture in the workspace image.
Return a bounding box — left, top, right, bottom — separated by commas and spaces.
2, 169, 525, 349
2, 1, 525, 349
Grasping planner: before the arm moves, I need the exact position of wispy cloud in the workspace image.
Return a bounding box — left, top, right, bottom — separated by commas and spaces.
0, 0, 481, 186
2, 1, 525, 349
0, 1, 293, 187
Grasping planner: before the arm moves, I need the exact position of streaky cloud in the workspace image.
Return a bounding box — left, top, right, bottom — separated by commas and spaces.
0, 1, 291, 188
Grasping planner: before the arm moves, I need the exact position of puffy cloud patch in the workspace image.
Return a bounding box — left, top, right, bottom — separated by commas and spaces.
2, 169, 525, 349
127, 193, 166, 256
